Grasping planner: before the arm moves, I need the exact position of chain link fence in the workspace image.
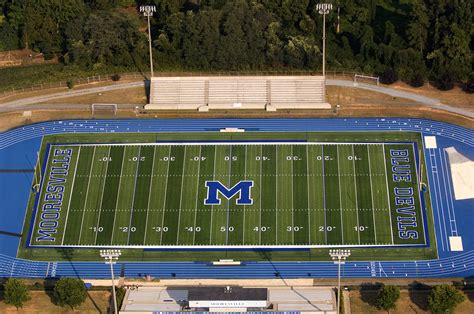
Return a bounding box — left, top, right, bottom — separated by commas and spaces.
1, 70, 371, 99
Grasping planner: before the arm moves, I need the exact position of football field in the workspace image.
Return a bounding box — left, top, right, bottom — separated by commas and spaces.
29, 141, 426, 248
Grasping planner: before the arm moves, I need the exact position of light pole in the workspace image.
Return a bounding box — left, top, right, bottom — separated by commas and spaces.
329, 249, 351, 314
316, 3, 333, 76
100, 249, 121, 314
140, 5, 156, 78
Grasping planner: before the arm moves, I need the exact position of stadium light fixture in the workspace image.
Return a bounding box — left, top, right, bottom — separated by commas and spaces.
100, 249, 122, 314
316, 3, 333, 76
329, 249, 351, 314
139, 5, 156, 78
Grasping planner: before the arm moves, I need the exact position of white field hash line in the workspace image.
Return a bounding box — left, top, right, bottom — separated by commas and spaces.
60, 146, 81, 245
225, 145, 233, 245
242, 145, 247, 244
110, 146, 127, 244
321, 145, 327, 245
78, 146, 96, 244
159, 146, 171, 245
351, 144, 361, 245
143, 146, 157, 245
259, 145, 263, 245
93, 146, 111, 245
306, 145, 311, 244
175, 145, 187, 245
126, 146, 142, 245
382, 144, 395, 245
275, 145, 278, 244
367, 145, 377, 244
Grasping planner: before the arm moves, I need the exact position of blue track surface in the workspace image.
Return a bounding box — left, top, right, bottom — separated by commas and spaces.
0, 118, 472, 279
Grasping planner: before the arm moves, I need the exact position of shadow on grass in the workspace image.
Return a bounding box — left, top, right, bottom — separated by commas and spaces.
359, 282, 383, 307
54, 248, 103, 313
408, 281, 430, 311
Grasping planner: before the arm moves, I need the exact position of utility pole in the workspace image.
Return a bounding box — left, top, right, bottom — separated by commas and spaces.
329, 249, 351, 314
100, 249, 121, 314
140, 5, 156, 78
316, 3, 333, 76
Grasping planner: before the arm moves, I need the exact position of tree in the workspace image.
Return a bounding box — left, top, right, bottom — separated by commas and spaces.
53, 278, 87, 309
427, 284, 465, 314
3, 278, 31, 310
376, 285, 400, 312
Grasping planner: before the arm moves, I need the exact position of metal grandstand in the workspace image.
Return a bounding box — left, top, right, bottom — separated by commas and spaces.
145, 75, 331, 111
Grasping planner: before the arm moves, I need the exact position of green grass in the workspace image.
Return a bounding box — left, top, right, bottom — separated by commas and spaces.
18, 131, 438, 261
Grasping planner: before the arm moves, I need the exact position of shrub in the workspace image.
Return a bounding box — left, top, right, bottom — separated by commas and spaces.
53, 278, 87, 309
376, 285, 400, 311
408, 73, 424, 87
379, 68, 398, 84
427, 284, 465, 314
111, 74, 121, 81
463, 73, 474, 93
4, 278, 31, 309
434, 74, 454, 91
66, 79, 75, 89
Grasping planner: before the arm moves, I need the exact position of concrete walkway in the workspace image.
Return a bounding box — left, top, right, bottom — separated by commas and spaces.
1, 79, 472, 118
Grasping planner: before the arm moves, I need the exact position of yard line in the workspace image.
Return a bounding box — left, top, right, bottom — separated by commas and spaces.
94, 146, 111, 245
126, 146, 142, 245
78, 146, 96, 244
209, 146, 217, 245
143, 146, 157, 244
259, 145, 263, 245
110, 146, 127, 244
160, 146, 171, 245
192, 146, 202, 246
367, 145, 377, 244
382, 144, 395, 245
291, 145, 294, 245
275, 145, 278, 244
225, 145, 233, 246
175, 146, 187, 245
336, 145, 344, 244
321, 145, 327, 245
306, 145, 311, 244
351, 144, 361, 245
61, 146, 81, 245
242, 145, 247, 244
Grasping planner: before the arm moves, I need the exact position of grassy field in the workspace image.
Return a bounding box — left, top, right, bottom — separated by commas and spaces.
19, 131, 437, 261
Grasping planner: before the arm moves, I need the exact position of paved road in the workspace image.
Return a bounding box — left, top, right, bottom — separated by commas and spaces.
1, 79, 472, 118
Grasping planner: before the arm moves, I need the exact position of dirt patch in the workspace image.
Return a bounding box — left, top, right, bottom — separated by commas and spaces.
350, 289, 474, 314
0, 290, 110, 313
39, 86, 147, 105
389, 81, 473, 109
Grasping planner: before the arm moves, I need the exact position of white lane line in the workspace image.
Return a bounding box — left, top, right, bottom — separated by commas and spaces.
110, 146, 127, 244
242, 145, 248, 244
367, 145, 377, 244
143, 146, 157, 244
78, 146, 96, 244
442, 149, 458, 234
382, 144, 395, 245
175, 146, 187, 245
61, 146, 81, 245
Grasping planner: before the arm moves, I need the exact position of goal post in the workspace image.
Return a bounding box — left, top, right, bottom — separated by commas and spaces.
91, 103, 118, 115
354, 74, 379, 86
32, 151, 42, 193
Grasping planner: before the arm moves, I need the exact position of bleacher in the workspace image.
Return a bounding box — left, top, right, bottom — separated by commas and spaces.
145, 76, 330, 111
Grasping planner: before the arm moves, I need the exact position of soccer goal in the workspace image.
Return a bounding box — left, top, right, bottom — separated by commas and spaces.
354, 74, 379, 86
91, 103, 118, 115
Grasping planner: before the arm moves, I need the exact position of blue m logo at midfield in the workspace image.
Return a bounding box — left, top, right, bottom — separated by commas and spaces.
204, 180, 254, 205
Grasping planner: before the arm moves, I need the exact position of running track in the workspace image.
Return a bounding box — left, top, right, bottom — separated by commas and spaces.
0, 118, 472, 278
